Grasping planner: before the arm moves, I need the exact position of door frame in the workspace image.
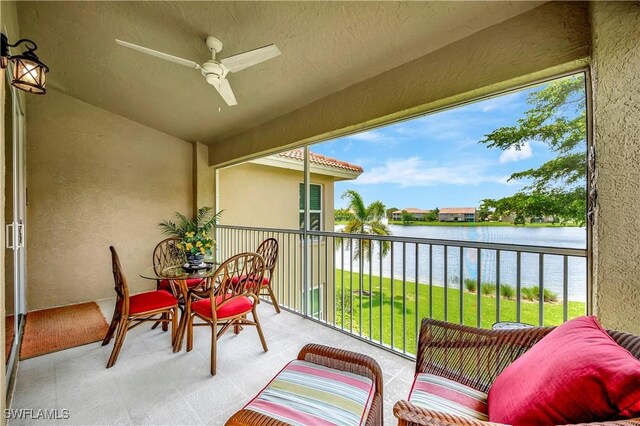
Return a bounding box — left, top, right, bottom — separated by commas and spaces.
4, 63, 27, 391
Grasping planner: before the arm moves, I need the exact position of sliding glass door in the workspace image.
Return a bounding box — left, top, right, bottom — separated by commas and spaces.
4, 70, 27, 385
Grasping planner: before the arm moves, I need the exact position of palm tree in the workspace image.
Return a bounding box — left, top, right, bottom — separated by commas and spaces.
337, 190, 391, 296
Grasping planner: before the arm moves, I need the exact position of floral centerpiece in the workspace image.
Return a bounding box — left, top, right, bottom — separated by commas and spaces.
159, 207, 222, 268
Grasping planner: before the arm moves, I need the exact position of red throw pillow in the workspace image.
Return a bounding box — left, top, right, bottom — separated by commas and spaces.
488, 316, 640, 425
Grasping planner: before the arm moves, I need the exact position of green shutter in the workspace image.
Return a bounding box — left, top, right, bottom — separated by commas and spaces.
310, 185, 321, 211
299, 183, 304, 210
299, 183, 321, 211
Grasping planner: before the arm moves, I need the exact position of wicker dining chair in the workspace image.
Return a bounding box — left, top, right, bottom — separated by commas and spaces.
151, 237, 206, 331
393, 318, 640, 426
102, 246, 178, 368
186, 251, 268, 375
256, 238, 280, 313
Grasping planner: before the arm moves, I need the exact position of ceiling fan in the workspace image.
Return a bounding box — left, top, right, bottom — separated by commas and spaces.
115, 36, 281, 106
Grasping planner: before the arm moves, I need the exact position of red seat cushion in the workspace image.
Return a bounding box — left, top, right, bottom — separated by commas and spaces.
488, 316, 640, 425
158, 278, 204, 292
129, 290, 177, 315
191, 294, 254, 320
231, 275, 270, 287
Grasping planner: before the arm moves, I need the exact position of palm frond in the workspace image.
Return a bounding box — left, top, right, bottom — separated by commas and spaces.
158, 207, 223, 238
200, 209, 223, 233
367, 201, 386, 221
341, 190, 367, 221
158, 220, 182, 237
337, 190, 393, 260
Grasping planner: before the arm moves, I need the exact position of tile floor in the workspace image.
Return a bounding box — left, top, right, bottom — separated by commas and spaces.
9, 298, 414, 425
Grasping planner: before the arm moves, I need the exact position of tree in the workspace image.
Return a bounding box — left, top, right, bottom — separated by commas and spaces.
334, 208, 352, 222
401, 210, 414, 225
386, 207, 398, 220
477, 205, 491, 222
425, 207, 439, 222
480, 74, 587, 224
337, 190, 391, 296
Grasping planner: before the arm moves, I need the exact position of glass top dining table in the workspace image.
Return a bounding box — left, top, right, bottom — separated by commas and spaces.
139, 263, 219, 281
139, 262, 220, 352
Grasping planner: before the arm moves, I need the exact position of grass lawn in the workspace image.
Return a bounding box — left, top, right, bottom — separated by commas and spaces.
332, 269, 585, 355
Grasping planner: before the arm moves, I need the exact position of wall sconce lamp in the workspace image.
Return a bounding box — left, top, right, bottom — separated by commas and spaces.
1, 33, 49, 95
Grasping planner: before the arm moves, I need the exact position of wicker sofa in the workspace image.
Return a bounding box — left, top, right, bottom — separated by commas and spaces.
227, 343, 384, 425
394, 319, 640, 426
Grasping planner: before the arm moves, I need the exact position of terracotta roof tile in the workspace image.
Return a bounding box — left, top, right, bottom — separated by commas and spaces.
276, 148, 363, 173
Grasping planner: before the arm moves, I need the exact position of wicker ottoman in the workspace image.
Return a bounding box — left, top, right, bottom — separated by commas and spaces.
226, 344, 383, 426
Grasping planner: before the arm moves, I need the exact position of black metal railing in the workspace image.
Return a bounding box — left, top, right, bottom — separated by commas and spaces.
216, 224, 588, 357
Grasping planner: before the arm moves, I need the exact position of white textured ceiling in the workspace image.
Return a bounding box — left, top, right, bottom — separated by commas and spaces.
17, 1, 544, 144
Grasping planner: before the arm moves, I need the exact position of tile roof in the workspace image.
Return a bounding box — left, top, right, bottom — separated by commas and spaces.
392, 208, 431, 214
276, 148, 363, 173
439, 207, 477, 214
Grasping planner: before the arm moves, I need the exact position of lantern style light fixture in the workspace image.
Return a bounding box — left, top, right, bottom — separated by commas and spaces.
1, 33, 49, 95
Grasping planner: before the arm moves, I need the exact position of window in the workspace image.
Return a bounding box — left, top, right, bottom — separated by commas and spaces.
304, 286, 322, 318
299, 183, 322, 231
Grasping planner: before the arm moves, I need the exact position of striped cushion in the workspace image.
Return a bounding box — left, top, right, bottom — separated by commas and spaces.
244, 360, 375, 426
409, 373, 488, 421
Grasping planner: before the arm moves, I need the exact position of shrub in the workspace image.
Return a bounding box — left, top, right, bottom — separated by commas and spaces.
481, 283, 496, 296
521, 286, 559, 303
544, 289, 559, 303
531, 286, 541, 301
500, 285, 516, 300
521, 287, 536, 301
464, 278, 477, 293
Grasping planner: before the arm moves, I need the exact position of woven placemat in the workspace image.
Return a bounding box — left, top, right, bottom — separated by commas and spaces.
20, 302, 108, 360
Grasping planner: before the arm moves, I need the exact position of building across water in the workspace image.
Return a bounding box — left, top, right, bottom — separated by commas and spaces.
439, 207, 477, 222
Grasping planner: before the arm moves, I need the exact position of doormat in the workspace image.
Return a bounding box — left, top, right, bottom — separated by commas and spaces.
20, 302, 108, 359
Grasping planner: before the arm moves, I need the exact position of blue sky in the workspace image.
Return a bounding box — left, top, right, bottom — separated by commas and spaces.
311, 83, 557, 210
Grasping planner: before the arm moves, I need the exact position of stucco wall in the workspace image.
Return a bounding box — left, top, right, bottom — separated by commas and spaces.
26, 89, 193, 310
210, 2, 590, 166
217, 163, 335, 231
217, 162, 336, 318
591, 2, 640, 334
193, 142, 215, 216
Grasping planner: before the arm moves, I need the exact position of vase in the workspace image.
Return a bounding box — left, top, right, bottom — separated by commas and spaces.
186, 252, 205, 268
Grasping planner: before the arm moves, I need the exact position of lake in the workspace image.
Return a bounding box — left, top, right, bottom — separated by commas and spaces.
334, 224, 587, 302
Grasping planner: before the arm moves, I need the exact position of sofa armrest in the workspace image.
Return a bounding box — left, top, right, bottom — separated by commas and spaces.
394, 400, 504, 426
297, 343, 383, 395
393, 400, 640, 426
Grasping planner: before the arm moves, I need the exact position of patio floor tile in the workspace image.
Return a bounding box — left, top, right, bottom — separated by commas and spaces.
9, 298, 413, 425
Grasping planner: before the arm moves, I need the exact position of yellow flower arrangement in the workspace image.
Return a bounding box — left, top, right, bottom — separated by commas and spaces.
159, 207, 222, 258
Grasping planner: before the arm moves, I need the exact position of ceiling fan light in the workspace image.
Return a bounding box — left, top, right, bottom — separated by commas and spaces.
10, 50, 48, 94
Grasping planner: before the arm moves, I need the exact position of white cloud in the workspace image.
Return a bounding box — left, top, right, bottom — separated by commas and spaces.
347, 130, 388, 143
499, 142, 533, 163
352, 157, 510, 187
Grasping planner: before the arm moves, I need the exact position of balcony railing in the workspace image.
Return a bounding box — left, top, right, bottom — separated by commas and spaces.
216, 224, 588, 358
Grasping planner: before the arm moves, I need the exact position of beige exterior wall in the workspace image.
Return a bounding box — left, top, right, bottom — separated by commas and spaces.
217, 162, 335, 231
210, 2, 589, 167
193, 142, 215, 217
217, 162, 337, 319
590, 2, 640, 334
25, 89, 193, 310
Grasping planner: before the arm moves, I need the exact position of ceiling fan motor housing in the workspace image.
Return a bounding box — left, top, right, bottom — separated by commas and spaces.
201, 61, 226, 79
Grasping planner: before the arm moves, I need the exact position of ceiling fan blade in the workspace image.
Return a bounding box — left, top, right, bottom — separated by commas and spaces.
115, 39, 201, 70
220, 44, 281, 73
213, 77, 237, 106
